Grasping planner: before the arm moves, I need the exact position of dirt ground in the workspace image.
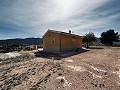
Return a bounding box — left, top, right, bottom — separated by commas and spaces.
0, 46, 120, 90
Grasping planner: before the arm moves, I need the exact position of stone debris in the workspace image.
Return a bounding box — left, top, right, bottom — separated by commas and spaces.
113, 70, 120, 78
88, 71, 102, 79
68, 65, 86, 72
67, 59, 73, 62
90, 66, 107, 72
56, 76, 72, 87
68, 65, 103, 79
0, 47, 120, 90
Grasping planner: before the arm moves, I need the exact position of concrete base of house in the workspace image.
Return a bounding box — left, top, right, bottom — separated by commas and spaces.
43, 46, 82, 53
43, 46, 60, 53
61, 46, 82, 52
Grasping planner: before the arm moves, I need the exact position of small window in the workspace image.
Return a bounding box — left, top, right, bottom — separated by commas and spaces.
72, 39, 76, 44
51, 38, 55, 44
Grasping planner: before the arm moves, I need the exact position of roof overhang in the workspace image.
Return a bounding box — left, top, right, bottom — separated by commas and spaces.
42, 29, 82, 38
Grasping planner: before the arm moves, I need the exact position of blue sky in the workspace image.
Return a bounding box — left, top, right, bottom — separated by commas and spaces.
0, 0, 120, 40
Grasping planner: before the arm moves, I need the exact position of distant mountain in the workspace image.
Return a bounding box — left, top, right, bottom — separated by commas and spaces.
0, 38, 42, 45
95, 38, 101, 43
93, 38, 102, 45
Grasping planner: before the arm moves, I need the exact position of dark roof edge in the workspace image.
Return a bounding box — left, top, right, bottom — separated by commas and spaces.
43, 29, 82, 38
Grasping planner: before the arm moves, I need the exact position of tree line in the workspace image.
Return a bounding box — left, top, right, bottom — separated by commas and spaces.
83, 29, 120, 48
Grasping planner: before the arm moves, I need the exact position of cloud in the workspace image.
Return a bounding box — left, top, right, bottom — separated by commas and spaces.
0, 0, 120, 39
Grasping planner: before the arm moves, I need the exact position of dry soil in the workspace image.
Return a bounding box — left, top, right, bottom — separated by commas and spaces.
0, 46, 120, 90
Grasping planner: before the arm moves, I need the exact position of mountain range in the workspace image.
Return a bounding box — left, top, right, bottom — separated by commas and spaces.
0, 38, 42, 46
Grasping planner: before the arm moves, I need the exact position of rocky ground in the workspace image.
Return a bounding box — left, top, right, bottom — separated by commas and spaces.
0, 46, 120, 90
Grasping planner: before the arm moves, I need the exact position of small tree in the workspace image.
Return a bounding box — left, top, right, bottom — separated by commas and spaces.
83, 32, 96, 48
100, 29, 119, 46
11, 44, 19, 51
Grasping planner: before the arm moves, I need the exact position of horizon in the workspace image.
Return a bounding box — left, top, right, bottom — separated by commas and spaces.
0, 0, 120, 39
0, 31, 100, 40
0, 37, 42, 40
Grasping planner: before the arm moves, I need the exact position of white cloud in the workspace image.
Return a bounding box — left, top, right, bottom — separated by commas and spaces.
0, 0, 119, 38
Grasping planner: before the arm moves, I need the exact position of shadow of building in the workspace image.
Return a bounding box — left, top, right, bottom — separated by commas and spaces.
34, 49, 89, 60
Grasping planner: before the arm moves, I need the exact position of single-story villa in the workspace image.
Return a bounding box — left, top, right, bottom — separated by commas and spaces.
42, 29, 83, 52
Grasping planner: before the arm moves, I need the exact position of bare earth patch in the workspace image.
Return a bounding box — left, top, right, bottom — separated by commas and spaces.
0, 52, 21, 59
0, 46, 120, 90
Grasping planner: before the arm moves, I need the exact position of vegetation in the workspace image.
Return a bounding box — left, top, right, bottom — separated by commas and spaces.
0, 44, 40, 53
83, 32, 96, 48
0, 44, 21, 53
100, 29, 119, 46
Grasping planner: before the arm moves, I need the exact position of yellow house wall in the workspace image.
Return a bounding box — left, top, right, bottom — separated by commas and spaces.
61, 34, 82, 47
43, 32, 60, 48
43, 31, 82, 52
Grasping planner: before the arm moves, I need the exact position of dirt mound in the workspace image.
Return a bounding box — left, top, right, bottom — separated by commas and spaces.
0, 52, 21, 59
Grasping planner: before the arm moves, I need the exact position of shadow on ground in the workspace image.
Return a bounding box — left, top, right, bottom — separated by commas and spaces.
34, 49, 89, 60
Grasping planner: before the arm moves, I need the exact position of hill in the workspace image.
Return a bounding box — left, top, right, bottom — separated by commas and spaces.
0, 38, 42, 45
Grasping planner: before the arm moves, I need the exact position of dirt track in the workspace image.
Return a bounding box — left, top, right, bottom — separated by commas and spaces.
0, 46, 120, 90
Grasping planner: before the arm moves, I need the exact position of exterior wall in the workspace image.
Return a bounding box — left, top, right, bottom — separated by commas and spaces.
60, 34, 82, 51
61, 46, 81, 51
43, 31, 83, 52
43, 46, 60, 52
43, 32, 60, 52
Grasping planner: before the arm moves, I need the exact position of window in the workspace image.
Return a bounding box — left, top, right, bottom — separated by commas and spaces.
51, 38, 55, 44
72, 39, 76, 44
